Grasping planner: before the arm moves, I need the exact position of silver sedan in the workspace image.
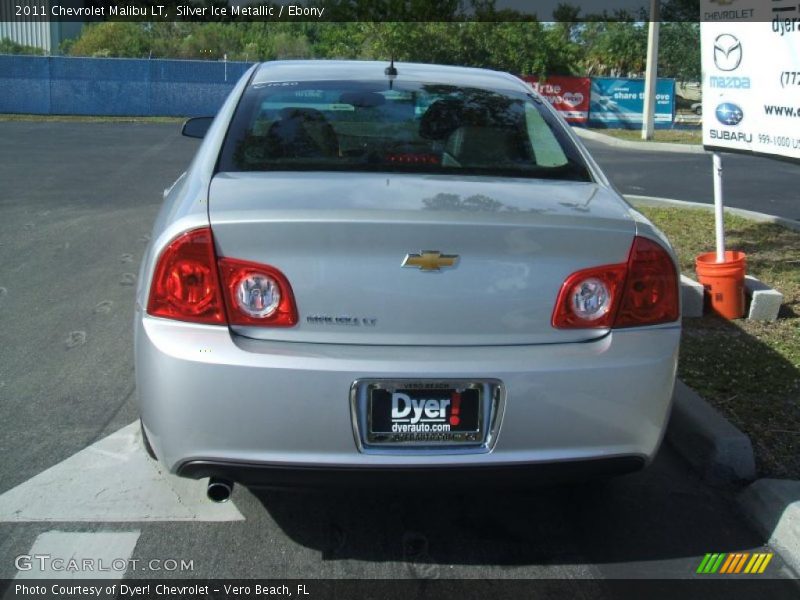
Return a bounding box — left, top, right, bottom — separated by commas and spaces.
134, 60, 680, 500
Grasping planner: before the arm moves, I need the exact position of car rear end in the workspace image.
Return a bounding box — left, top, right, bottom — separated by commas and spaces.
134, 61, 680, 488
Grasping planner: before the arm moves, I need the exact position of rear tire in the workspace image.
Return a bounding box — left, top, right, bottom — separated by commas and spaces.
140, 420, 157, 460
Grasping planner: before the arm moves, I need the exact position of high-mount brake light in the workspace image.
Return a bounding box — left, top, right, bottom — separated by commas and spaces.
552, 236, 679, 329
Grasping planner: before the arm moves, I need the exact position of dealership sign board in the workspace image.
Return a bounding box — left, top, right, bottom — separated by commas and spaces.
588, 78, 675, 128
522, 76, 591, 124
701, 0, 800, 161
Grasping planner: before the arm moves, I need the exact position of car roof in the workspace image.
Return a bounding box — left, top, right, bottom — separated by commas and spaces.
251, 60, 530, 93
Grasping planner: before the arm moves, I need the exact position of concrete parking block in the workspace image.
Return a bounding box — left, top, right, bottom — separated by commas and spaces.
680, 274, 704, 318
746, 275, 783, 321
739, 479, 800, 576
666, 380, 756, 485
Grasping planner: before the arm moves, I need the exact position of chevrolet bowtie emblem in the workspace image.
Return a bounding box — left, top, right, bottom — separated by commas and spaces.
402, 251, 459, 272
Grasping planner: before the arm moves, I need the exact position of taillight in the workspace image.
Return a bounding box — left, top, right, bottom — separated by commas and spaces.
147, 228, 226, 324
218, 258, 298, 327
552, 264, 627, 329
147, 228, 298, 327
615, 236, 680, 327
552, 236, 679, 329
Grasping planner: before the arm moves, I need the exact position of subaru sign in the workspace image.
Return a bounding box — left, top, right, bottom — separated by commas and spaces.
715, 103, 744, 126
701, 0, 800, 161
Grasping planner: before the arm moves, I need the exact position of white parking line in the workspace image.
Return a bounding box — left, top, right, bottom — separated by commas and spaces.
0, 422, 243, 522
14, 531, 141, 579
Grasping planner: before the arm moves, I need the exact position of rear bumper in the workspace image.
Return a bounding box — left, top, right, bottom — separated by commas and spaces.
177, 456, 646, 488
135, 313, 679, 477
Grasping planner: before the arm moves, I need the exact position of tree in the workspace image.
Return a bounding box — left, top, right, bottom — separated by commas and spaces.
0, 38, 45, 55
552, 2, 581, 44
313, 0, 465, 21
660, 0, 701, 21
658, 22, 700, 82
313, 23, 370, 59
174, 22, 238, 59
67, 22, 150, 58
580, 21, 648, 77
61, 15, 698, 82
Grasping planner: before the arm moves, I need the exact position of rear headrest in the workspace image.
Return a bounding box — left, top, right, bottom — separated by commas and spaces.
419, 96, 526, 140
419, 98, 464, 140
445, 126, 532, 165
266, 107, 339, 159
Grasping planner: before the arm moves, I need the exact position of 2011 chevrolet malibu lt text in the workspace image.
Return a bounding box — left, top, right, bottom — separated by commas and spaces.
134, 60, 680, 500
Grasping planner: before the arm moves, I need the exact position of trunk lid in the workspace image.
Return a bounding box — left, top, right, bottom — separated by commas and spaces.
208, 172, 636, 346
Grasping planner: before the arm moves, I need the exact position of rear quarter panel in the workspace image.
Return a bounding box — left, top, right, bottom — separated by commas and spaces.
136, 64, 258, 311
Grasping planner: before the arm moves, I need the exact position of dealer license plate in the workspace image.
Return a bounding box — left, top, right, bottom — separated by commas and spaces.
366, 382, 483, 445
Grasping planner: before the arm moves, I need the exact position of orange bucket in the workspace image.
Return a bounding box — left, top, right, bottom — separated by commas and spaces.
695, 251, 747, 319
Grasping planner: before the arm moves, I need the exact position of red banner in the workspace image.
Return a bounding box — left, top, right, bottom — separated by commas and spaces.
522, 76, 591, 124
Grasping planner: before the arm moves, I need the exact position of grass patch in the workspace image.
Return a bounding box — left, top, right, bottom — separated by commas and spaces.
592, 128, 702, 145
0, 114, 184, 124
636, 204, 800, 479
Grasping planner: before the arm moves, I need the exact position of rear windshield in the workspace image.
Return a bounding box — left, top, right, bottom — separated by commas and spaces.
217, 79, 591, 182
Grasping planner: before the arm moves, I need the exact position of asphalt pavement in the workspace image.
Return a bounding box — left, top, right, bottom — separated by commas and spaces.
0, 121, 797, 589
582, 138, 800, 221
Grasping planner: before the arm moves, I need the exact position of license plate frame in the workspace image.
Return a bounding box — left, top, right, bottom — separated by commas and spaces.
350, 379, 504, 452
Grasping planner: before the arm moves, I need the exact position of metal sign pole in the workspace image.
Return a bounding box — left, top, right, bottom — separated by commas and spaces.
641, 0, 660, 141
713, 152, 726, 263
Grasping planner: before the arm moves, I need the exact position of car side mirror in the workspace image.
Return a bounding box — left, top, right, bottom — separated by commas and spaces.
182, 117, 214, 139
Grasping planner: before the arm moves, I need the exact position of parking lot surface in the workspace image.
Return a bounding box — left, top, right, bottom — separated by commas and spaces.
583, 138, 800, 221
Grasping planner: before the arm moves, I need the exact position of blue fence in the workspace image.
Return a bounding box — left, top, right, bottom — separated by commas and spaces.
0, 55, 254, 116
2, 56, 685, 129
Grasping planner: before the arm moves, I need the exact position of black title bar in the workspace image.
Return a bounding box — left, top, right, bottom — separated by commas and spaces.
1, 0, 784, 23
2, 579, 800, 600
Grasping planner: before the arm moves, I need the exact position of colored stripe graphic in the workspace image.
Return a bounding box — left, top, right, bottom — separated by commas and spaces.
713, 553, 727, 573
758, 554, 773, 573
722, 553, 739, 574
734, 553, 750, 573
720, 553, 737, 574
744, 554, 759, 574
699, 553, 718, 574
698, 552, 773, 575
697, 554, 713, 574
702, 554, 721, 574
719, 554, 736, 574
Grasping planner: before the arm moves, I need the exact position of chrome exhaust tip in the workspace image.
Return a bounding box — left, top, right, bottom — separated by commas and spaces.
207, 477, 233, 503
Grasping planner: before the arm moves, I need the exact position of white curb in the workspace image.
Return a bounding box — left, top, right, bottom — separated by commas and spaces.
680, 274, 704, 318
626, 195, 797, 575
573, 127, 707, 154
626, 195, 800, 233
739, 479, 800, 576
666, 381, 756, 485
